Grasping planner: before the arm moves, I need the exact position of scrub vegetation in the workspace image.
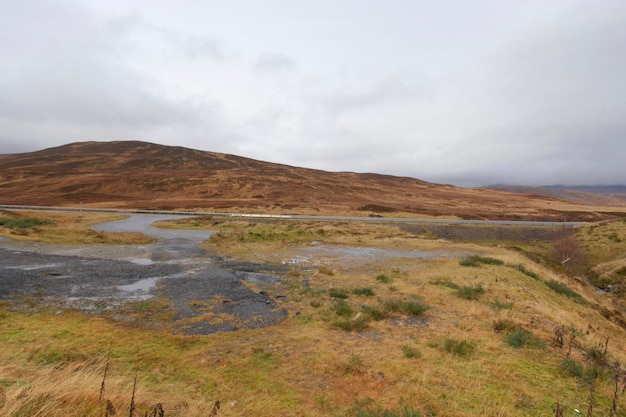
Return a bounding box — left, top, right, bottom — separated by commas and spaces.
3, 213, 626, 416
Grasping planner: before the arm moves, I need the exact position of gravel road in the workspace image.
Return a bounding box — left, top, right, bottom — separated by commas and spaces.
0, 215, 288, 334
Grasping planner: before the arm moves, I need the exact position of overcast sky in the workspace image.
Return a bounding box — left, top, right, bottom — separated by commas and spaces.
1, 1, 624, 186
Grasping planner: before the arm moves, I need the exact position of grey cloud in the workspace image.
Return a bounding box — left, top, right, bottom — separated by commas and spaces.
402, 3, 626, 186
183, 36, 224, 60
322, 78, 423, 114
255, 52, 296, 72
0, 1, 226, 151
1, 1, 625, 188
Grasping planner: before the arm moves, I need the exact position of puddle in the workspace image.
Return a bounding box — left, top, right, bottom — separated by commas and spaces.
131, 258, 154, 265
283, 243, 465, 266
118, 277, 157, 292
6, 263, 60, 271
92, 214, 215, 242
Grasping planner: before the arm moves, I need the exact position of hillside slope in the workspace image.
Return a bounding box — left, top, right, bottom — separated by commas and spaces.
488, 185, 626, 206
1, 141, 623, 221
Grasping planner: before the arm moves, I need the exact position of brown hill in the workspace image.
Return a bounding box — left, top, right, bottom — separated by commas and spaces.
488, 184, 626, 206
1, 140, 624, 221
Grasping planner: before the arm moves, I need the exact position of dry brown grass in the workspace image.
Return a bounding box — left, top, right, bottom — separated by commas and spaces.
0, 210, 155, 244
3, 219, 626, 415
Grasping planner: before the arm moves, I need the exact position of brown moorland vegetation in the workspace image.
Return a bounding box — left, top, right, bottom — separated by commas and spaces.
1, 140, 625, 221
2, 212, 626, 416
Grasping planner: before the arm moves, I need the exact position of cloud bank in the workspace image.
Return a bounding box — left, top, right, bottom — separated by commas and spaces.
1, 0, 624, 186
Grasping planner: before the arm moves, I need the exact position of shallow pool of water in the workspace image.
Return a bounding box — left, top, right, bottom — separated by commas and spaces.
118, 277, 157, 292
282, 243, 467, 266
92, 214, 215, 241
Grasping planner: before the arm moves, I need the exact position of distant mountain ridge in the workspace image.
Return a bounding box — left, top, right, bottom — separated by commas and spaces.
546, 185, 626, 194
487, 185, 626, 206
1, 140, 625, 221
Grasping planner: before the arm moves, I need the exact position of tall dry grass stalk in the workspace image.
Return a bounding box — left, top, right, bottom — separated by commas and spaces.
0, 357, 221, 417
129, 374, 137, 417
208, 400, 221, 417
554, 399, 563, 417
99, 346, 111, 402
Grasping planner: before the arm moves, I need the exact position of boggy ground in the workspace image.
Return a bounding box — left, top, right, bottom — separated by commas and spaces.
0, 216, 289, 334
0, 216, 470, 335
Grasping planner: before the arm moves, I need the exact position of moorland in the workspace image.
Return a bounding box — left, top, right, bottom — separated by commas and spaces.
2, 141, 626, 221
1, 141, 626, 416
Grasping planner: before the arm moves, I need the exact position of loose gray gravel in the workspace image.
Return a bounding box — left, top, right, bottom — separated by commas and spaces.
0, 216, 288, 334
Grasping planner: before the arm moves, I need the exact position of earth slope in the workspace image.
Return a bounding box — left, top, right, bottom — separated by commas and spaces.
0, 140, 623, 221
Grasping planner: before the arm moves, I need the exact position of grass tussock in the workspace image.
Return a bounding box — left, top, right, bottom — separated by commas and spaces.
492, 319, 518, 333
329, 288, 350, 299
376, 274, 393, 284
360, 305, 388, 321
352, 287, 375, 296
488, 298, 514, 311
455, 284, 485, 300
400, 345, 421, 359
459, 255, 504, 267
505, 328, 545, 349
443, 338, 476, 357
382, 298, 428, 316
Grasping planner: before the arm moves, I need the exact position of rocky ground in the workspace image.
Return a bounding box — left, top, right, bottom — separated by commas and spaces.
0, 216, 289, 334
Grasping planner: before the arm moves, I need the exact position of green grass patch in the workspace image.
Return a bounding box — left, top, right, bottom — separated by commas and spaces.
443, 338, 476, 357
459, 255, 503, 267
558, 357, 584, 378
544, 280, 585, 303
455, 284, 485, 300
512, 264, 541, 280
505, 328, 544, 349
432, 279, 460, 289
0, 217, 52, 229
376, 274, 393, 284
331, 300, 353, 317
333, 316, 371, 332
400, 345, 421, 359
488, 298, 514, 311
0, 378, 28, 388
360, 305, 388, 321
251, 347, 276, 365
352, 287, 375, 296
329, 288, 349, 299
340, 354, 366, 375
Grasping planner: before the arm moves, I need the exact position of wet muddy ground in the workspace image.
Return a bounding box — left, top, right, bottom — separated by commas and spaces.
0, 215, 469, 334
0, 215, 290, 334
